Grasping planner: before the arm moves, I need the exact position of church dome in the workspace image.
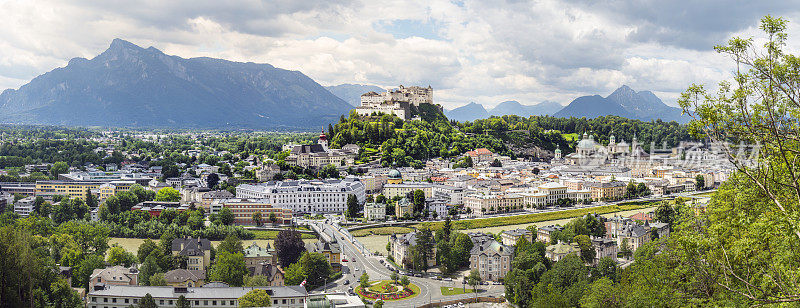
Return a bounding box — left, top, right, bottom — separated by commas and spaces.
577, 137, 596, 149
388, 169, 401, 179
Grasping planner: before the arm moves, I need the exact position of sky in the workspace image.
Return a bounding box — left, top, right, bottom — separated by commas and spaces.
1, 0, 799, 109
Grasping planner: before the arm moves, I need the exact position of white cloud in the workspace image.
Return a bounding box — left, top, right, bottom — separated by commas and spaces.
0, 0, 798, 110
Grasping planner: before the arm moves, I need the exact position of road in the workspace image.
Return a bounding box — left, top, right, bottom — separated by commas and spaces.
307, 218, 504, 307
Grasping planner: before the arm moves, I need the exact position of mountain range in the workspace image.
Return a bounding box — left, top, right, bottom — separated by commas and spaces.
0, 39, 353, 129
446, 86, 687, 123
325, 84, 384, 106
554, 85, 687, 122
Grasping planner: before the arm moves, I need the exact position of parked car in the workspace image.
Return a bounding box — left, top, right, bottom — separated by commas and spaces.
443, 278, 453, 282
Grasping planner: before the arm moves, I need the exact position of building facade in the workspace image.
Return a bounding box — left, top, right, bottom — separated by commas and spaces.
236, 178, 365, 214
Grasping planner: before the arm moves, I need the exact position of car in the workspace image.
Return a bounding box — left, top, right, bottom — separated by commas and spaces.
341, 258, 348, 262
355, 268, 360, 271
344, 280, 349, 285
443, 278, 453, 282
414, 273, 422, 277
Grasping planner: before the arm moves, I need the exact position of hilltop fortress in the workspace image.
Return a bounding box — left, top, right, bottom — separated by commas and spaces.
355, 85, 436, 120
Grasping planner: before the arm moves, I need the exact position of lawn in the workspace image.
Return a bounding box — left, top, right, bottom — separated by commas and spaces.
440, 286, 476, 296
414, 202, 656, 231
356, 280, 420, 301
351, 226, 415, 237
562, 133, 580, 142
251, 230, 316, 240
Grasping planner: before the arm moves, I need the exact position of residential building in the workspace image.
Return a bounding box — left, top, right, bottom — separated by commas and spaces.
211, 198, 292, 225
463, 193, 523, 216
395, 198, 412, 218
545, 242, 580, 262
615, 221, 651, 253
363, 203, 386, 221
257, 164, 281, 182
89, 266, 139, 290
591, 236, 618, 264
382, 182, 433, 199
307, 241, 342, 272
236, 178, 365, 214
163, 269, 205, 288
388, 232, 436, 269
584, 181, 626, 200
432, 184, 465, 205
172, 238, 212, 271
87, 285, 308, 308
469, 240, 514, 282
500, 229, 533, 246
425, 198, 449, 219
244, 242, 277, 273
465, 148, 494, 165
537, 225, 564, 244
14, 196, 35, 217
521, 182, 591, 208
284, 133, 359, 169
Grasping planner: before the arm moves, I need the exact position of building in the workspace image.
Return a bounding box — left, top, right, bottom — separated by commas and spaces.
284, 133, 359, 169
386, 169, 403, 185
463, 193, 524, 216
469, 240, 514, 282
307, 241, 342, 271
163, 269, 205, 287
354, 85, 435, 120
172, 238, 213, 271
537, 225, 564, 244
236, 178, 365, 214
382, 182, 433, 199
87, 285, 309, 308
35, 180, 136, 200
59, 171, 153, 186
14, 196, 35, 217
258, 164, 281, 182
0, 191, 12, 212
89, 266, 139, 291
432, 184, 465, 205
465, 148, 494, 165
521, 182, 591, 208
591, 237, 618, 264
210, 198, 292, 225
584, 181, 626, 200
388, 232, 436, 269
500, 229, 533, 246
244, 242, 277, 272
545, 242, 581, 262
0, 182, 36, 196
425, 198, 449, 219
305, 293, 365, 308
363, 203, 386, 221
395, 198, 413, 218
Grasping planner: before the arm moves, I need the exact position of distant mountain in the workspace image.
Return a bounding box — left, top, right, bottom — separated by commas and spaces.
445, 102, 489, 122
0, 39, 353, 129
325, 84, 385, 106
553, 85, 688, 122
489, 100, 563, 117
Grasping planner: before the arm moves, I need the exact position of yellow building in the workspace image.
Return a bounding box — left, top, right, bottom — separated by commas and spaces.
395, 198, 413, 218
171, 238, 212, 271
585, 181, 626, 200
36, 180, 134, 201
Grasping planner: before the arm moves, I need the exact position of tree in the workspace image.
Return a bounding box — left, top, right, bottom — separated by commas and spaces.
320, 164, 339, 179
283, 262, 305, 286
50, 279, 83, 308
139, 254, 161, 286
490, 158, 502, 167
206, 173, 220, 188
468, 269, 481, 294
579, 278, 620, 308
654, 202, 676, 231
619, 239, 632, 259
346, 194, 359, 219
243, 275, 273, 287
218, 234, 244, 255
390, 272, 399, 284
412, 190, 425, 214
415, 227, 434, 271
624, 181, 637, 199
400, 275, 410, 287
219, 207, 234, 225
694, 174, 705, 191
359, 272, 370, 288
596, 257, 618, 282
155, 187, 181, 202
574, 235, 595, 264
298, 252, 333, 289
50, 161, 69, 177
252, 211, 263, 226
149, 273, 167, 286
175, 295, 191, 308
238, 289, 272, 307
137, 294, 158, 308
275, 229, 306, 268
107, 245, 136, 266
269, 212, 277, 225
210, 251, 248, 286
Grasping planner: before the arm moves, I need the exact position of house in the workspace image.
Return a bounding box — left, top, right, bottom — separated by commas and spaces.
395, 198, 413, 218
363, 203, 386, 221
171, 238, 212, 271
388, 232, 436, 269
537, 225, 564, 244
616, 221, 650, 253
591, 236, 618, 264
89, 266, 139, 290
14, 196, 35, 217
255, 263, 285, 286
469, 240, 514, 282
307, 241, 342, 272
244, 242, 277, 274
500, 229, 533, 246
545, 242, 580, 262
163, 269, 205, 287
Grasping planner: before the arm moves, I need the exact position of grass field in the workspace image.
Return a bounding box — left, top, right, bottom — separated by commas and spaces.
351, 226, 414, 237
414, 201, 657, 231
108, 238, 318, 254
562, 133, 580, 142
440, 286, 476, 296
251, 230, 316, 240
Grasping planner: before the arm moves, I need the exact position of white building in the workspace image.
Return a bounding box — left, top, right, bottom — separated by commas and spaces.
14, 196, 35, 217
432, 184, 465, 205
87, 285, 308, 308
354, 85, 436, 120
521, 182, 591, 208
236, 178, 365, 214
363, 203, 386, 221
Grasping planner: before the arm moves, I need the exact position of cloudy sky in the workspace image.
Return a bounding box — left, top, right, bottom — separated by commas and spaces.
1, 0, 799, 109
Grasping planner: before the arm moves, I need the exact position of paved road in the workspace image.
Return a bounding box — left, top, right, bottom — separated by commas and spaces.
309, 219, 504, 307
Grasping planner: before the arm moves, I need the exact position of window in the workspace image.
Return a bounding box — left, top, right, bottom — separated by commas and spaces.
125, 299, 129, 303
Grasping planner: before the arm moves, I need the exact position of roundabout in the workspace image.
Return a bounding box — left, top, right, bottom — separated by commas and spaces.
355, 280, 420, 301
